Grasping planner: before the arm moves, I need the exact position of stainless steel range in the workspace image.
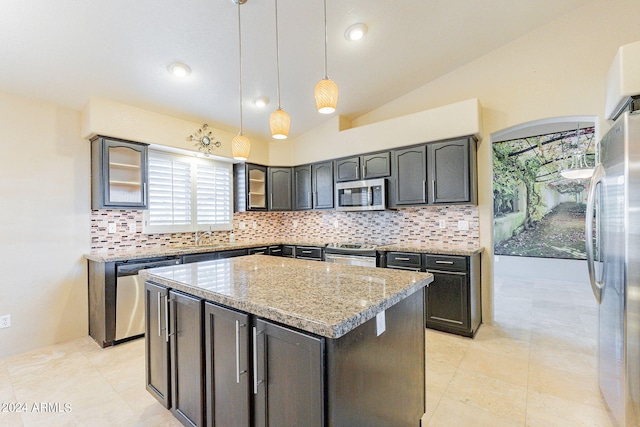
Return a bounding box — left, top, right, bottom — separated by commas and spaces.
324, 243, 378, 268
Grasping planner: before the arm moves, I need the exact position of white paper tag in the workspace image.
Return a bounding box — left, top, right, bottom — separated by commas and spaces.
376, 311, 386, 336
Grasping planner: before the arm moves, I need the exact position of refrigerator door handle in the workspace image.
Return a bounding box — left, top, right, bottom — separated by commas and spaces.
586, 163, 605, 303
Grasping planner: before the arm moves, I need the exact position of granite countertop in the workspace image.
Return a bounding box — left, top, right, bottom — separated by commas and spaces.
84, 240, 483, 262
139, 255, 432, 339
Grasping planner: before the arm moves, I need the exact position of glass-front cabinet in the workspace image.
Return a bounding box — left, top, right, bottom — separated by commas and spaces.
91, 136, 148, 209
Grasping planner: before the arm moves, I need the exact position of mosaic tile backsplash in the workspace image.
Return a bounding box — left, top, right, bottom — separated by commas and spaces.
90, 206, 479, 251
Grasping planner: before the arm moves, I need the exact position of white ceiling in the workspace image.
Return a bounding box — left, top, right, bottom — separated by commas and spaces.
0, 0, 593, 141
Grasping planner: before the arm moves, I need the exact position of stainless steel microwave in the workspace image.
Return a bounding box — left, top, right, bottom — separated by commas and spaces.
335, 178, 386, 211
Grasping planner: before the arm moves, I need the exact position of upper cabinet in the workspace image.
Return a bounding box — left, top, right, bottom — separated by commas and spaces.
235, 163, 268, 212
268, 167, 293, 211
334, 152, 391, 182
91, 136, 148, 210
294, 165, 313, 211
428, 137, 477, 205
312, 161, 334, 209
390, 145, 428, 207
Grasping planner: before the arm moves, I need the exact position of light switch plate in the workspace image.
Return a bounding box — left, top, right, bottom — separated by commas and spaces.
108, 223, 116, 234
458, 220, 469, 231
439, 220, 446, 229
239, 222, 246, 230
333, 220, 339, 228
292, 220, 298, 228
127, 222, 136, 233
252, 220, 257, 229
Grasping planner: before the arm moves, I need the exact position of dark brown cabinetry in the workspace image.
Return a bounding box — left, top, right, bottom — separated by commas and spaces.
294, 165, 313, 210
91, 136, 148, 210
145, 282, 170, 408
428, 137, 477, 204
234, 163, 268, 212
268, 245, 283, 256
295, 246, 324, 261
204, 302, 250, 427
312, 161, 334, 209
334, 152, 391, 182
282, 245, 295, 258
390, 145, 428, 207
268, 167, 293, 211
169, 290, 205, 427
181, 249, 248, 264
254, 318, 325, 427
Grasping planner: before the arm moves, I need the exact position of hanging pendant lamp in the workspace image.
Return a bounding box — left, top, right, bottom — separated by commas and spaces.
231, 0, 251, 160
270, 0, 290, 139
315, 0, 338, 114
560, 124, 594, 180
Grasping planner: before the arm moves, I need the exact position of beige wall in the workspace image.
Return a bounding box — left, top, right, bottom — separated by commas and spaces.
0, 92, 90, 358
273, 0, 640, 322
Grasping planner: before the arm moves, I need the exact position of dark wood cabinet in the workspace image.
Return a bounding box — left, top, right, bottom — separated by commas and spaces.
182, 249, 248, 264
294, 165, 313, 210
204, 302, 250, 427
91, 136, 148, 210
145, 282, 171, 408
295, 246, 323, 261
234, 163, 268, 212
390, 145, 428, 206
282, 245, 295, 258
248, 246, 268, 255
312, 161, 334, 209
254, 318, 325, 427
268, 245, 283, 256
169, 290, 205, 427
268, 167, 293, 211
423, 253, 481, 337
334, 152, 391, 183
428, 137, 477, 204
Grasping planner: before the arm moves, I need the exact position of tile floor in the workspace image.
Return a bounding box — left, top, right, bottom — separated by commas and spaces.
0, 271, 617, 426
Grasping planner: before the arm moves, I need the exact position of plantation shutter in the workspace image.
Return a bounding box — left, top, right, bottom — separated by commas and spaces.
196, 161, 232, 228
147, 154, 192, 228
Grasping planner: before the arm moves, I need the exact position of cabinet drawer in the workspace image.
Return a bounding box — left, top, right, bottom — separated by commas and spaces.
248, 247, 268, 255
282, 245, 295, 258
295, 246, 323, 260
424, 254, 467, 271
268, 245, 282, 256
386, 252, 422, 269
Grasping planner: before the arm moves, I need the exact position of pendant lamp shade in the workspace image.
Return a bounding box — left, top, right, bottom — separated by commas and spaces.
270, 108, 290, 140
232, 133, 251, 161
315, 78, 338, 114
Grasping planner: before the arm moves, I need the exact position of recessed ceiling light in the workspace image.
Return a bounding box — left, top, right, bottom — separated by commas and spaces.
254, 97, 269, 108
167, 62, 191, 77
344, 23, 368, 41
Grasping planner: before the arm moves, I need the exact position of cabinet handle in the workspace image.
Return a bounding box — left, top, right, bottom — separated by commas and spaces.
165, 296, 170, 343
143, 182, 147, 201
362, 164, 365, 178
252, 326, 259, 394
395, 257, 411, 261
302, 250, 313, 254
432, 180, 436, 200
253, 251, 265, 255
235, 320, 241, 384
271, 249, 281, 253
423, 181, 426, 201
270, 193, 273, 209
431, 316, 463, 325
157, 292, 162, 337
435, 260, 455, 265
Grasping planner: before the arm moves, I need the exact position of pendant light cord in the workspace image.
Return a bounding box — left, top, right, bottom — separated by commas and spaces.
275, 0, 282, 109
237, 1, 244, 134
323, 0, 328, 79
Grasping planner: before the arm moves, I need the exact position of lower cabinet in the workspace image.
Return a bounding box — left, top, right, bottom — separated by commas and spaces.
145, 282, 170, 408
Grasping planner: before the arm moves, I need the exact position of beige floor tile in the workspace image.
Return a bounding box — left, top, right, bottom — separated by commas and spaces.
427, 397, 523, 427
528, 362, 605, 408
0, 411, 23, 427
526, 390, 616, 427
444, 370, 527, 423
425, 358, 456, 392
426, 330, 471, 367
457, 345, 529, 387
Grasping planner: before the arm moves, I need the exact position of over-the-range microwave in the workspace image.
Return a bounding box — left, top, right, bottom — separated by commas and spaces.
335, 178, 386, 211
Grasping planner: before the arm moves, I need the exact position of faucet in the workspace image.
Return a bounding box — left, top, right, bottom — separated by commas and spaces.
195, 229, 212, 246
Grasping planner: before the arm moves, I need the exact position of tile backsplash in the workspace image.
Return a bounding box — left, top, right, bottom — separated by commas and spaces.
90, 206, 478, 251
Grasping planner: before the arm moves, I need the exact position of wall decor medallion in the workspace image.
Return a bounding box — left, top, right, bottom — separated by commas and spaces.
189, 124, 221, 155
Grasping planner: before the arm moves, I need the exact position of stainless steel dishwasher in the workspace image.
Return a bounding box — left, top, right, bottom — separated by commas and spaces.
115, 257, 180, 342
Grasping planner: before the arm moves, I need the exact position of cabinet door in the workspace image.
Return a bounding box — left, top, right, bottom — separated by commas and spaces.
92, 137, 148, 209
170, 290, 204, 427
268, 167, 293, 211
334, 157, 360, 182
247, 164, 268, 211
254, 319, 324, 427
294, 165, 313, 210
312, 161, 334, 209
426, 271, 469, 332
428, 139, 470, 204
362, 152, 391, 179
204, 302, 250, 427
392, 146, 427, 206
145, 282, 171, 408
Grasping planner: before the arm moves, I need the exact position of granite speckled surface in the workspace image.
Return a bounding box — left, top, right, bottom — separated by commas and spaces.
377, 243, 484, 256
139, 255, 432, 339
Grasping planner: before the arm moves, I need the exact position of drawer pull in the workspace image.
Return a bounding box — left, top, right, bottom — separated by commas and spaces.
271, 249, 281, 253
435, 260, 455, 265
431, 316, 463, 325
395, 257, 411, 261
302, 250, 313, 254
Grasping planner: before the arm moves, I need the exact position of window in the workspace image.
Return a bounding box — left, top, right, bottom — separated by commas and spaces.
143, 150, 233, 234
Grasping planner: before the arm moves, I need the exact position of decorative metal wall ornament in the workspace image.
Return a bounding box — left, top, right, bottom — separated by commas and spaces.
188, 124, 221, 155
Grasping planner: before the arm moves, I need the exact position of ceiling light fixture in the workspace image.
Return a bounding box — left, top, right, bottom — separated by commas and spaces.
231, 0, 250, 161
167, 62, 191, 77
254, 97, 269, 108
344, 23, 367, 41
314, 0, 338, 114
270, 0, 290, 139
560, 124, 594, 180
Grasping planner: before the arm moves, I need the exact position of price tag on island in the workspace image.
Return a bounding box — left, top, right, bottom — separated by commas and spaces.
376, 310, 386, 336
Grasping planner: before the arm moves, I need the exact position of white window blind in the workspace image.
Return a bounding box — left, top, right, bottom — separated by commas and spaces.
143, 150, 233, 234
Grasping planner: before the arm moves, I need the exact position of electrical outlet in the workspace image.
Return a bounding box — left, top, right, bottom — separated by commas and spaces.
333, 220, 339, 228
458, 220, 469, 231
252, 220, 257, 229
292, 220, 298, 229
0, 315, 10, 329
107, 222, 116, 234
127, 222, 136, 233
438, 220, 446, 229
239, 222, 246, 230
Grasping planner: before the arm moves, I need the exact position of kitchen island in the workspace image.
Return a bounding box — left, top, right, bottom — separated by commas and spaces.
140, 255, 432, 427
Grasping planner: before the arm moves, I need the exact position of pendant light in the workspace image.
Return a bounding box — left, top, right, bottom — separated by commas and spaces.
270, 0, 290, 139
314, 0, 338, 114
560, 124, 594, 180
231, 0, 251, 160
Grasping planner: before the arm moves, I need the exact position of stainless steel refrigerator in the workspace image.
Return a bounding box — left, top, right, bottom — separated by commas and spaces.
586, 110, 640, 427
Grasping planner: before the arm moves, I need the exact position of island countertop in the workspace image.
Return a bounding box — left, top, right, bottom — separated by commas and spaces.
139, 255, 432, 339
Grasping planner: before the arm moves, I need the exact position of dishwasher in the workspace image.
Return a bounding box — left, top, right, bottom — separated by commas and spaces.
115, 257, 181, 342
